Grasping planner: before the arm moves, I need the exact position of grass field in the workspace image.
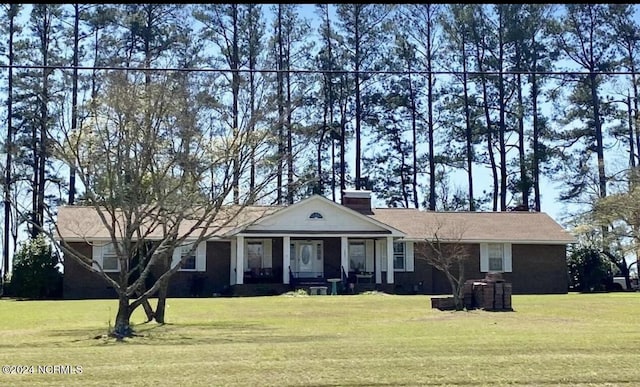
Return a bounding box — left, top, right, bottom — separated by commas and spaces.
0, 292, 639, 386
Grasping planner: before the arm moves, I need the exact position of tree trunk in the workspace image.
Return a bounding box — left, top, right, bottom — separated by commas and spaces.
154, 279, 169, 324
589, 72, 606, 198
276, 5, 284, 204
69, 3, 79, 205
531, 47, 541, 212
286, 37, 294, 204
113, 294, 133, 339
354, 7, 362, 190
477, 49, 498, 211
426, 13, 436, 211
232, 4, 240, 204
517, 72, 528, 209
3, 6, 16, 282
497, 10, 507, 211
461, 35, 474, 211
445, 272, 463, 310
134, 286, 155, 322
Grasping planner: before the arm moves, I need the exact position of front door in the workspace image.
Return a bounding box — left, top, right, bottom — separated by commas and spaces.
291, 241, 323, 278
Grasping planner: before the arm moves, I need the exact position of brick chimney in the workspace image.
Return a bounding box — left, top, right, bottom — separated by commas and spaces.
342, 189, 373, 215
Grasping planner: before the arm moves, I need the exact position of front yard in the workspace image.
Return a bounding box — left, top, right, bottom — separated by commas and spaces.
0, 292, 638, 386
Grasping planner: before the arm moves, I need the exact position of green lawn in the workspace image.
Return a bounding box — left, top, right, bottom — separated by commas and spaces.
0, 292, 639, 386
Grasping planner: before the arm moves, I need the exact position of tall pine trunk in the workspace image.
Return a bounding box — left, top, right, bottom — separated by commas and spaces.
426, 5, 436, 211
276, 5, 284, 204
354, 7, 362, 190
3, 5, 16, 281
461, 35, 475, 211
531, 33, 541, 212
476, 44, 498, 211
589, 72, 606, 198
231, 4, 240, 205
497, 9, 507, 211
69, 3, 79, 205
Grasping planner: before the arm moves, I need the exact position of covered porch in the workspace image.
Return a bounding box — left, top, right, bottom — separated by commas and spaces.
229, 234, 401, 289
224, 193, 406, 294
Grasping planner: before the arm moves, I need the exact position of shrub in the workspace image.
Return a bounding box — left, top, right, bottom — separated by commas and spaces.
10, 235, 63, 299
567, 245, 613, 292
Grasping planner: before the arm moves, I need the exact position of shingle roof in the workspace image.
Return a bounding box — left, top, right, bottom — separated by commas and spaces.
369, 208, 575, 244
55, 202, 575, 244
55, 204, 281, 241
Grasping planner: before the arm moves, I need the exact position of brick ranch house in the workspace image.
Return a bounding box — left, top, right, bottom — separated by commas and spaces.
57, 190, 576, 299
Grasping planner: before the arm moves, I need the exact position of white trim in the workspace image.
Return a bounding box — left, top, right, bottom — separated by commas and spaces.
386, 236, 394, 284
173, 242, 206, 272
226, 195, 406, 237
237, 232, 395, 238
405, 242, 414, 272
399, 238, 574, 245
375, 239, 384, 284
93, 242, 120, 272
480, 242, 512, 273
342, 189, 373, 199
503, 242, 512, 272
195, 242, 206, 272
62, 236, 233, 243
236, 236, 244, 285
480, 243, 489, 272
92, 244, 102, 271
341, 236, 349, 273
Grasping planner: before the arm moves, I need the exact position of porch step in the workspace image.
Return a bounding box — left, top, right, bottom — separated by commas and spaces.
297, 280, 328, 286
231, 284, 289, 297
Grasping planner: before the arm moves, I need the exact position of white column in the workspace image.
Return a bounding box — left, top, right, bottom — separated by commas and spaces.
283, 236, 290, 284
386, 236, 394, 284
375, 239, 382, 284
236, 236, 244, 285
341, 236, 349, 275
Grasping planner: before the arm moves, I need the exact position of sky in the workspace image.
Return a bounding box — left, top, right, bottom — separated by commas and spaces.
1, 3, 635, 270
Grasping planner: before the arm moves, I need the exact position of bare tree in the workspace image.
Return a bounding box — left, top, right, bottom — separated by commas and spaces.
416, 216, 471, 310
26, 70, 279, 339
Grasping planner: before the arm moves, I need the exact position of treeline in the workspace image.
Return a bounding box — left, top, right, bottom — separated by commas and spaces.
2, 4, 640, 270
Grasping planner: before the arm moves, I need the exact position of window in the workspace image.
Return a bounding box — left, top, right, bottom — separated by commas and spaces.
180, 245, 197, 271
349, 241, 366, 272
102, 243, 120, 272
172, 242, 206, 272
480, 243, 512, 273
247, 241, 264, 270
393, 242, 405, 271
309, 212, 323, 219
488, 243, 504, 271
376, 240, 414, 273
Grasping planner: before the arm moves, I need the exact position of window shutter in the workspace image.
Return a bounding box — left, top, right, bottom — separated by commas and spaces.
376, 239, 387, 271
263, 239, 272, 268
171, 246, 181, 269
196, 242, 207, 272
503, 243, 512, 272
405, 242, 414, 272
365, 240, 374, 272
92, 244, 102, 270
480, 243, 489, 272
